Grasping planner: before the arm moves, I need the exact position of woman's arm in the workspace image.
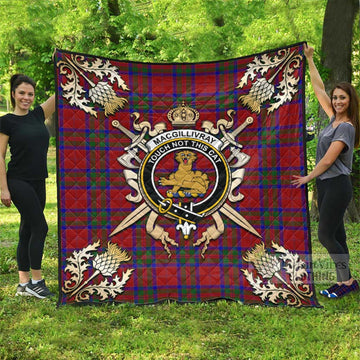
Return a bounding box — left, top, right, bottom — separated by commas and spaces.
304, 44, 334, 118
40, 94, 55, 120
291, 140, 345, 187
0, 133, 11, 207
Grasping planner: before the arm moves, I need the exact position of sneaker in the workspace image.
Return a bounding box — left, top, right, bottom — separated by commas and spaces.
25, 279, 54, 299
328, 280, 359, 299
15, 284, 33, 297
319, 284, 340, 297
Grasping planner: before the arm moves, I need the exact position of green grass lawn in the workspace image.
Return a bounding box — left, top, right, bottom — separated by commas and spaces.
0, 145, 359, 360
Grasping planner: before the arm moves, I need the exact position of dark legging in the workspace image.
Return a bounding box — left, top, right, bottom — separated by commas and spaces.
316, 175, 353, 282
7, 178, 48, 271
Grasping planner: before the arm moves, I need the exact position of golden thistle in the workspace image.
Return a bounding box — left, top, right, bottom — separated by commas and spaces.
89, 81, 128, 116
237, 50, 297, 114
243, 242, 310, 304
243, 242, 281, 279
58, 55, 130, 117
64, 241, 133, 300
238, 78, 274, 114
93, 243, 131, 277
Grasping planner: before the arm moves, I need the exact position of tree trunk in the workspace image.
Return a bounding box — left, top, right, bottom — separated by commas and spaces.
107, 0, 121, 44
321, 0, 358, 89
309, 186, 319, 222
313, 0, 360, 222
45, 115, 56, 138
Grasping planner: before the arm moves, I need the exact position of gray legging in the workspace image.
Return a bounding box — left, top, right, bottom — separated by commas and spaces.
7, 178, 48, 272
316, 175, 353, 282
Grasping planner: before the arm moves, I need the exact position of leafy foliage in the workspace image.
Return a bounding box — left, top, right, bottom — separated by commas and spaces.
0, 0, 328, 102
0, 0, 57, 103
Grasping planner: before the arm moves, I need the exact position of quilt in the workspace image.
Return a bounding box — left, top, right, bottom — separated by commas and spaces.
55, 43, 320, 307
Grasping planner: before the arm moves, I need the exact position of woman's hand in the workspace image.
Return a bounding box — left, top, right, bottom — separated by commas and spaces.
304, 43, 314, 59
291, 175, 310, 188
1, 189, 12, 207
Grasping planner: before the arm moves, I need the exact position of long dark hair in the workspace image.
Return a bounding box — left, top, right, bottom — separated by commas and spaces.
330, 82, 360, 148
10, 74, 36, 108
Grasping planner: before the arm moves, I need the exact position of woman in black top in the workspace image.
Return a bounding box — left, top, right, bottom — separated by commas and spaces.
0, 74, 55, 298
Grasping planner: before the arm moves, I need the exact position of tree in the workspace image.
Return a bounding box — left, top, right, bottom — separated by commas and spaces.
0, 0, 57, 104
321, 0, 358, 90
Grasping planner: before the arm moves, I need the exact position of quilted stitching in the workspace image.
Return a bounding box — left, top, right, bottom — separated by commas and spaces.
55, 45, 319, 307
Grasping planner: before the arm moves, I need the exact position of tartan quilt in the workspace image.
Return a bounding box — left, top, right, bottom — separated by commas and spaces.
55, 43, 320, 307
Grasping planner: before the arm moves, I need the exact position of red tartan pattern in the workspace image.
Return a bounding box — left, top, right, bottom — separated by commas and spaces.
55, 43, 320, 307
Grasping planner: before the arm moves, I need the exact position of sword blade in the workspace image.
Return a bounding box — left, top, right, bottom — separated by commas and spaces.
220, 203, 261, 238
110, 202, 151, 237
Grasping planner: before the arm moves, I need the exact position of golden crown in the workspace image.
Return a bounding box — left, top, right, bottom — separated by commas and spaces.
167, 102, 199, 127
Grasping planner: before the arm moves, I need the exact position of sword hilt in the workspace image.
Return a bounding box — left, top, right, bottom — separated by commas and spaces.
220, 117, 253, 150
112, 120, 148, 153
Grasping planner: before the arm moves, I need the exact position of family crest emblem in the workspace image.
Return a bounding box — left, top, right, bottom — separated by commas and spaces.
111, 102, 261, 257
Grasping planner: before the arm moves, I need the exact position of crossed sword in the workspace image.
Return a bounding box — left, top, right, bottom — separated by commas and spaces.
110, 116, 261, 239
